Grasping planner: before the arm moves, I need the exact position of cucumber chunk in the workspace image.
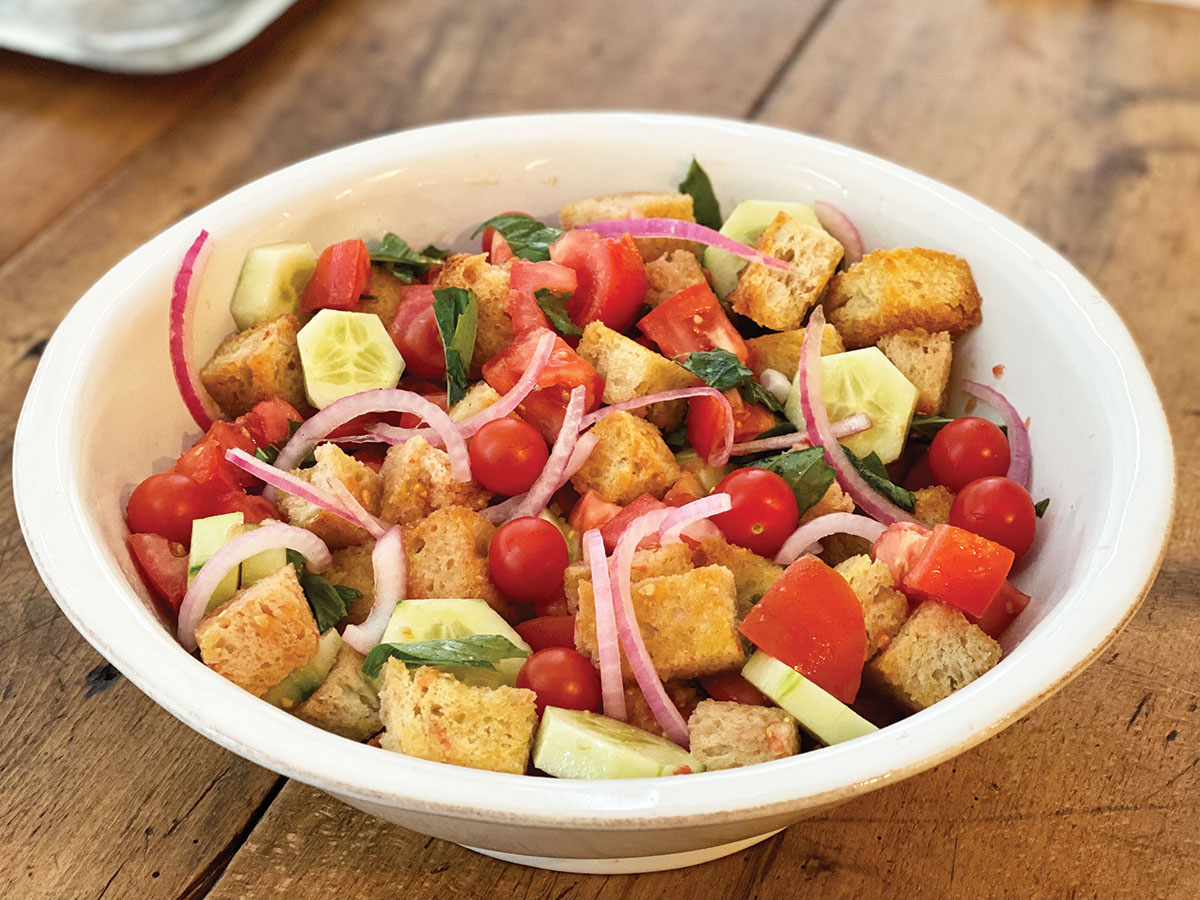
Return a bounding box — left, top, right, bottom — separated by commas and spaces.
263, 629, 343, 710
533, 707, 704, 779
703, 199, 822, 299
742, 650, 877, 746
188, 512, 244, 612
230, 242, 317, 330
296, 309, 405, 409
784, 347, 918, 464
240, 545, 288, 587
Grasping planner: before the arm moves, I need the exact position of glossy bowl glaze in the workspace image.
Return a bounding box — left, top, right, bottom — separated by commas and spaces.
13, 113, 1174, 872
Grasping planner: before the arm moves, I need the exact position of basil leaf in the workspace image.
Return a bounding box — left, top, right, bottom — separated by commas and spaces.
750, 422, 798, 441
285, 550, 361, 633
662, 423, 689, 450
370, 232, 445, 283
740, 379, 783, 414
1034, 497, 1050, 518
678, 157, 722, 230
419, 244, 450, 260
362, 635, 530, 679
253, 420, 310, 466
534, 288, 583, 338
845, 449, 915, 512
471, 214, 563, 262
682, 349, 754, 392
432, 287, 478, 406
908, 414, 956, 442
749, 446, 836, 515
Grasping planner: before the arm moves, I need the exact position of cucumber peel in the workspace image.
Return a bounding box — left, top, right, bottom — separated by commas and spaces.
742, 650, 877, 746
704, 199, 822, 298
263, 629, 343, 710
230, 242, 317, 329
533, 707, 704, 779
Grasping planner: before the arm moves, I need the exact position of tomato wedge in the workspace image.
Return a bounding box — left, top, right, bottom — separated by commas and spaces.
902, 524, 1015, 617
599, 494, 666, 553
238, 398, 302, 448
966, 580, 1031, 639
567, 490, 621, 534
549, 229, 647, 333
638, 283, 750, 363
515, 615, 577, 651
300, 239, 371, 313
127, 533, 190, 616
687, 389, 775, 463
507, 259, 577, 334
739, 555, 867, 703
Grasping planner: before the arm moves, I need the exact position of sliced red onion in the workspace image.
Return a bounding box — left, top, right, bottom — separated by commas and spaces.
774, 512, 888, 566
578, 218, 790, 273
326, 478, 388, 540
178, 523, 331, 652
583, 529, 625, 721
610, 506, 690, 747
169, 230, 222, 432
579, 386, 734, 467
759, 368, 793, 406
481, 430, 599, 524
813, 201, 865, 265
729, 413, 872, 457
658, 493, 732, 544
798, 306, 915, 526
961, 380, 1031, 488
342, 526, 405, 655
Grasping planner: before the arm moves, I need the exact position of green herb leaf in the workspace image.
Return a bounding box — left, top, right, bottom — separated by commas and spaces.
749, 422, 798, 441
362, 635, 530, 679
682, 349, 754, 392
678, 158, 722, 230
370, 232, 445, 283
253, 420, 311, 466
471, 214, 563, 262
845, 449, 916, 512
749, 446, 836, 515
740, 379, 784, 414
419, 244, 450, 260
534, 288, 583, 337
908, 414, 956, 442
285, 550, 361, 633
1034, 497, 1050, 518
432, 287, 478, 406
662, 423, 690, 450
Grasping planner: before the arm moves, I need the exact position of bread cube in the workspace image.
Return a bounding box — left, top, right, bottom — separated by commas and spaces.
195, 564, 319, 697
799, 480, 855, 525
824, 248, 982, 349
322, 543, 375, 626
569, 411, 681, 505
687, 700, 799, 770
356, 264, 406, 330
728, 213, 844, 331
560, 191, 700, 261
865, 600, 1001, 711
378, 661, 537, 774
746, 323, 845, 379
644, 249, 708, 306
275, 443, 382, 550
564, 542, 694, 614
819, 533, 874, 568
200, 314, 307, 417
913, 485, 955, 527
624, 679, 701, 739
834, 554, 909, 660
379, 436, 492, 526
294, 643, 381, 741
576, 322, 700, 429
434, 253, 513, 370
448, 382, 502, 423
877, 328, 953, 414
689, 536, 782, 620
402, 507, 509, 620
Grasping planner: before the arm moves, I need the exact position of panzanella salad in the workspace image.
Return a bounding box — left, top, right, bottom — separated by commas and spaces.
126, 160, 1047, 777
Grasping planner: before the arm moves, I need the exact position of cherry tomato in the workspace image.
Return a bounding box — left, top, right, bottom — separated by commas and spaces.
469, 418, 549, 496
388, 284, 446, 378
126, 472, 211, 546
638, 283, 750, 363
928, 416, 1011, 492
489, 516, 570, 603
699, 672, 769, 706
710, 468, 799, 557
516, 647, 602, 715
902, 450, 937, 491
515, 615, 577, 651
949, 475, 1038, 559
549, 229, 648, 333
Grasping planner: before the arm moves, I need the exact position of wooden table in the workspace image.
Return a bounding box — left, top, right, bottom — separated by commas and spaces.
2, 1, 1196, 897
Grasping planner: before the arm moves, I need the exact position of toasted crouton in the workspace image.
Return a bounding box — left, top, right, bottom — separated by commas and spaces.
402, 507, 510, 619
275, 443, 382, 550
448, 382, 502, 423
293, 643, 381, 741
576, 322, 700, 429
379, 436, 492, 526
195, 564, 319, 697
322, 544, 375, 625
356, 264, 406, 330
559, 191, 700, 261
689, 537, 782, 620
835, 554, 909, 660
746, 324, 845, 379
824, 248, 982, 348
575, 565, 744, 681
564, 542, 694, 614
569, 411, 681, 505
799, 480, 855, 524
378, 661, 537, 774
434, 253, 513, 370
913, 485, 955, 527
866, 601, 1001, 711
687, 700, 799, 770
876, 328, 953, 414
200, 314, 307, 417
728, 213, 844, 331
819, 533, 874, 568
624, 680, 701, 738
644, 250, 709, 306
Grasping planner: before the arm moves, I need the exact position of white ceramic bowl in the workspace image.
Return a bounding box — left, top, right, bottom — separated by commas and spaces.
14, 113, 1174, 874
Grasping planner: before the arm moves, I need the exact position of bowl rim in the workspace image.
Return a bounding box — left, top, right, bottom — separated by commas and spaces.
13, 111, 1176, 829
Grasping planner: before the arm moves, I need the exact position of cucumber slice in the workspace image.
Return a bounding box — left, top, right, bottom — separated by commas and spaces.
240, 545, 288, 587
703, 200, 822, 299
230, 242, 317, 330
381, 598, 532, 687
263, 629, 343, 710
188, 512, 244, 612
533, 707, 704, 779
784, 347, 918, 464
296, 309, 405, 409
742, 650, 877, 746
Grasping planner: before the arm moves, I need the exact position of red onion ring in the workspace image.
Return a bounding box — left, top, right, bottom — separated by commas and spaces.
798, 306, 915, 526
774, 512, 888, 566
326, 478, 388, 540
658, 493, 732, 544
577, 218, 790, 273
178, 523, 331, 652
583, 529, 625, 721
342, 525, 406, 655
169, 230, 222, 432
813, 201, 865, 265
578, 386, 735, 467
729, 413, 872, 457
961, 380, 1032, 488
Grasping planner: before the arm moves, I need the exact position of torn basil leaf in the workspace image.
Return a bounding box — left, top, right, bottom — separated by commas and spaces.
1034, 497, 1050, 517
362, 635, 530, 678
286, 549, 361, 633
432, 287, 478, 405
749, 446, 836, 516
845, 449, 915, 512
682, 348, 782, 413
535, 288, 583, 337
471, 214, 563, 262
678, 158, 722, 230
370, 233, 446, 284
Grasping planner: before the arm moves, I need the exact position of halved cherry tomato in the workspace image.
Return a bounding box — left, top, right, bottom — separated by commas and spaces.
388, 284, 445, 378
700, 672, 770, 706
550, 229, 647, 333
950, 476, 1038, 559
489, 517, 570, 603
300, 239, 371, 313
126, 472, 212, 546
238, 398, 302, 448
127, 533, 190, 616
637, 283, 750, 363
968, 580, 1032, 639
515, 615, 577, 651
599, 494, 666, 553
739, 555, 866, 703
928, 416, 1011, 492
568, 490, 621, 534
710, 468, 799, 558
902, 524, 1015, 617
469, 418, 549, 496
207, 491, 279, 524
507, 259, 577, 334
516, 647, 602, 716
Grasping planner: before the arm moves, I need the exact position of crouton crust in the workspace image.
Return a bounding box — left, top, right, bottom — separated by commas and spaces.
624, 680, 701, 738
434, 253, 513, 371
688, 700, 799, 770
913, 485, 956, 527
379, 436, 492, 526
569, 411, 681, 505
401, 507, 510, 620
644, 249, 709, 306
876, 328, 953, 414
834, 554, 910, 660
746, 323, 845, 379
560, 191, 701, 261
564, 542, 693, 614
448, 382, 502, 423
356, 264, 407, 331
275, 443, 382, 550
824, 248, 982, 348
293, 643, 381, 741
799, 480, 855, 524
689, 537, 782, 620
322, 543, 375, 626
200, 314, 307, 417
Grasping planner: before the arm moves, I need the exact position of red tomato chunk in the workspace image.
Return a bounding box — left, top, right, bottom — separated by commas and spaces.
902, 524, 1015, 618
